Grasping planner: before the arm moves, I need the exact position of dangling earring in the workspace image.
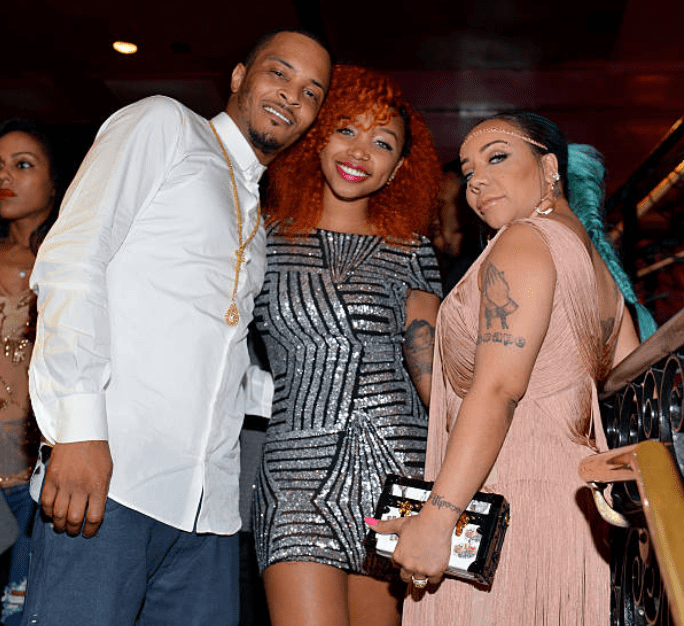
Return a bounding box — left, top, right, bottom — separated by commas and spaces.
535, 172, 560, 215
386, 171, 396, 186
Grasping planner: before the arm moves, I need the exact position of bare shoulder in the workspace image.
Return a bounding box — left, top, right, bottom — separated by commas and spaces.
482, 222, 556, 285
491, 221, 551, 255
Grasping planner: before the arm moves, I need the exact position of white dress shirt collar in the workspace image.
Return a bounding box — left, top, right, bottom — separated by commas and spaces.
209, 112, 266, 184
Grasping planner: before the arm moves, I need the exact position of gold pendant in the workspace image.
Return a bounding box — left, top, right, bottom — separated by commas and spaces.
225, 303, 240, 326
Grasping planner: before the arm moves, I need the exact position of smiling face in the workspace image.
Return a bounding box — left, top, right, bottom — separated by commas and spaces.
0, 130, 55, 226
227, 31, 331, 165
319, 111, 405, 204
459, 120, 555, 230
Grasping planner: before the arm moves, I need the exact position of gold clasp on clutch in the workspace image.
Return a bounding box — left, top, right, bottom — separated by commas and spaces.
398, 499, 423, 517
454, 512, 471, 535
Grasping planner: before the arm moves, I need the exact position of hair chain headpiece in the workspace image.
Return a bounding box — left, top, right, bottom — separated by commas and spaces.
460, 127, 549, 155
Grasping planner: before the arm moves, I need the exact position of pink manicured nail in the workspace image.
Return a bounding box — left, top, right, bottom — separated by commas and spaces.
364, 516, 378, 526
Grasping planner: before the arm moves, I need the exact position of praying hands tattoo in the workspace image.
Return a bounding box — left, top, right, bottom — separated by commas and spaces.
477, 263, 526, 349
482, 263, 517, 328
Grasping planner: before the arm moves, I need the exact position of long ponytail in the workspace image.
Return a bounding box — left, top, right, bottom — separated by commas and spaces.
567, 144, 657, 340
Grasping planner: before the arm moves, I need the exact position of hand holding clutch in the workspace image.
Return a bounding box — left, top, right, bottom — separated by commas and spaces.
369, 511, 453, 586
367, 475, 510, 588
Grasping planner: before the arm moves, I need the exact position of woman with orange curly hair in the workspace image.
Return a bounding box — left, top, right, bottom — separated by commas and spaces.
252, 65, 443, 626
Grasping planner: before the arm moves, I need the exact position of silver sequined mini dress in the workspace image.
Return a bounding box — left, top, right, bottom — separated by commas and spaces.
253, 227, 442, 575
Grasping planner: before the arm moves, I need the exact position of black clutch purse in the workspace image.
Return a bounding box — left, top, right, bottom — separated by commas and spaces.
372, 474, 510, 587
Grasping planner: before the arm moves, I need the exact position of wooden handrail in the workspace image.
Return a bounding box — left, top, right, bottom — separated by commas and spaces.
579, 441, 684, 626
600, 306, 684, 398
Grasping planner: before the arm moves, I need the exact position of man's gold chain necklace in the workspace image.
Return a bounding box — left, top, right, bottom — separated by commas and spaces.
208, 120, 261, 326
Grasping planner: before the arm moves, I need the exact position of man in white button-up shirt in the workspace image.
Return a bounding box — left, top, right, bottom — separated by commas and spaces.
22, 29, 331, 626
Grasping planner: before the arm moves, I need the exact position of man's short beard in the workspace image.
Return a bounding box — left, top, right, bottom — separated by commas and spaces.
248, 126, 283, 154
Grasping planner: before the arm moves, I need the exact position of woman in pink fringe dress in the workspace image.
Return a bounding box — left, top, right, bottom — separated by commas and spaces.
369, 111, 655, 625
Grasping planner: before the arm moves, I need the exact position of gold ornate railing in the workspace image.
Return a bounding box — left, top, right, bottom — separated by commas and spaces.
579, 308, 684, 626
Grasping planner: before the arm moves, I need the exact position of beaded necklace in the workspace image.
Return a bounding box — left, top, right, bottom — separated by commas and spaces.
208, 120, 261, 326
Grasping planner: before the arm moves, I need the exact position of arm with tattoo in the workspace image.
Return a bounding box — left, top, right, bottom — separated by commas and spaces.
403, 289, 440, 406
477, 262, 527, 349
482, 262, 518, 329
429, 492, 462, 517
405, 318, 435, 382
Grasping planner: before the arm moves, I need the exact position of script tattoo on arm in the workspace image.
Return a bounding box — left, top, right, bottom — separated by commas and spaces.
482, 263, 518, 329
405, 319, 435, 379
429, 493, 462, 517
476, 331, 526, 348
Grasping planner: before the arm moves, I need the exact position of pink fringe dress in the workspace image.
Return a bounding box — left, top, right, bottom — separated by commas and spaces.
403, 217, 621, 626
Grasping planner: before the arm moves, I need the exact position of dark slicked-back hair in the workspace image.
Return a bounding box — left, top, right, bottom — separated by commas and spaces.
244, 28, 331, 69
477, 111, 570, 202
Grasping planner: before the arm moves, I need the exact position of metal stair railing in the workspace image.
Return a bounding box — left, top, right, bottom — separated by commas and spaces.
580, 307, 684, 626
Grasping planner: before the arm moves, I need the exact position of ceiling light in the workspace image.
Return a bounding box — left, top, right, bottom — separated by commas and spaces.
113, 41, 138, 55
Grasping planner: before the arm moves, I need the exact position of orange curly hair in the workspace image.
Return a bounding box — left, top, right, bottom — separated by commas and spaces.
265, 64, 442, 240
